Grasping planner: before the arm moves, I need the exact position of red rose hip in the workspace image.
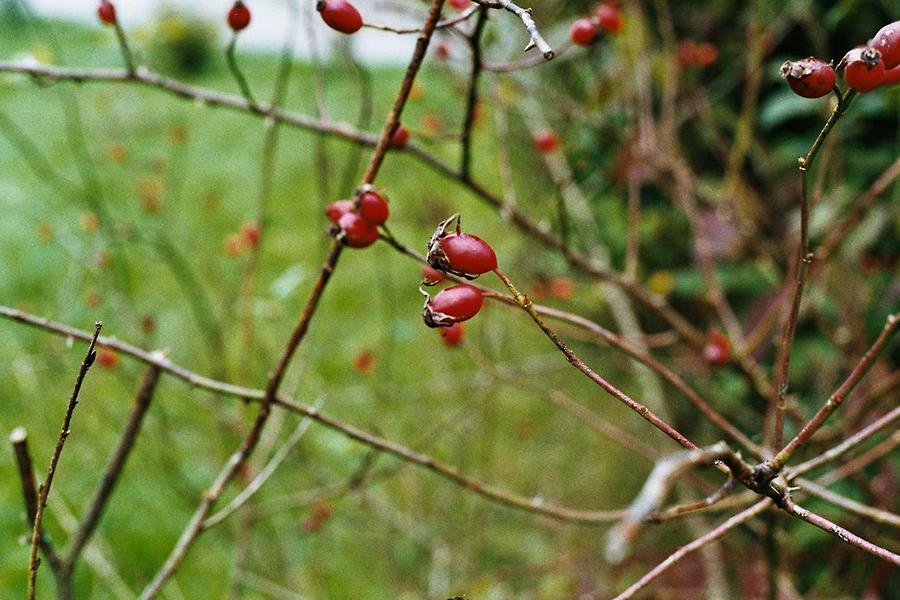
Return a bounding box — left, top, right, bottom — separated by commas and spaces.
438, 233, 497, 276
325, 199, 354, 223
423, 284, 484, 327
318, 0, 363, 35
881, 65, 900, 86
570, 18, 598, 47
595, 4, 622, 34
440, 323, 466, 346
337, 212, 379, 248
390, 125, 410, 148
841, 47, 884, 93
780, 57, 836, 99
533, 129, 560, 153
702, 330, 731, 367
872, 21, 900, 70
422, 265, 446, 286
228, 1, 251, 32
358, 190, 389, 225
97, 1, 116, 25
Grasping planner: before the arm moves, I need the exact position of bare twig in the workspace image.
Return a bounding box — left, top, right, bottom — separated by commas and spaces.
10, 428, 63, 574
770, 89, 857, 449
62, 366, 161, 578
605, 443, 747, 563
459, 7, 488, 179
612, 500, 773, 599
796, 478, 900, 528
473, 0, 554, 59
28, 322, 102, 600
225, 34, 259, 110
769, 313, 899, 471
782, 497, 900, 565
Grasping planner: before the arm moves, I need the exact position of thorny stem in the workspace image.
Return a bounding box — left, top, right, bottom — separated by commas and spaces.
28, 322, 102, 600
473, 0, 554, 59
770, 88, 857, 449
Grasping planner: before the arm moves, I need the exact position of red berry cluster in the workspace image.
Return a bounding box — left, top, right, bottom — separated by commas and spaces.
325, 189, 390, 249
317, 0, 363, 35
228, 1, 252, 33
569, 2, 623, 47
782, 20, 900, 98
419, 215, 498, 332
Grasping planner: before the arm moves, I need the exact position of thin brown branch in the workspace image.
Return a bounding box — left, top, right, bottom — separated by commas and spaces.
815, 430, 899, 487
362, 4, 479, 33
474, 0, 553, 59
769, 312, 899, 471
28, 322, 102, 600
459, 7, 488, 179
492, 268, 698, 451
612, 500, 772, 599
788, 406, 900, 479
796, 478, 900, 528
782, 497, 900, 565
62, 366, 161, 577
10, 428, 63, 574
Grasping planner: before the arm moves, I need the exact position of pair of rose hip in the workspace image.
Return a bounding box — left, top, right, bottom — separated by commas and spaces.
570, 2, 623, 47
782, 20, 900, 97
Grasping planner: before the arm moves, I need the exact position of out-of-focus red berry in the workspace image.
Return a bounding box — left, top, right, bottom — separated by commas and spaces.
449, 0, 470, 10
97, 348, 120, 369
440, 323, 466, 346
548, 276, 574, 300
390, 125, 410, 148
702, 330, 731, 367
570, 18, 598, 47
595, 4, 622, 34
354, 349, 376, 374
240, 221, 261, 248
97, 1, 116, 25
325, 199, 354, 224
533, 129, 560, 153
228, 1, 251, 32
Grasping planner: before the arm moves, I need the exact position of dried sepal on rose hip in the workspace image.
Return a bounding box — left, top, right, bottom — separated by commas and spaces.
425, 214, 498, 280
780, 57, 836, 99
840, 47, 885, 93
421, 284, 484, 328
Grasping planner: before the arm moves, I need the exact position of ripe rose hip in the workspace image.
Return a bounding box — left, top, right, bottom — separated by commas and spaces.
422, 265, 446, 286
841, 47, 884, 93
780, 57, 836, 99
595, 4, 622, 34
97, 1, 116, 25
358, 190, 389, 225
570, 18, 598, 47
337, 212, 379, 248
533, 129, 560, 153
426, 215, 497, 280
871, 21, 900, 70
228, 1, 251, 32
702, 330, 731, 367
423, 284, 484, 327
317, 0, 363, 35
325, 199, 354, 223
449, 0, 470, 10
882, 65, 900, 86
390, 125, 410, 148
440, 323, 466, 346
